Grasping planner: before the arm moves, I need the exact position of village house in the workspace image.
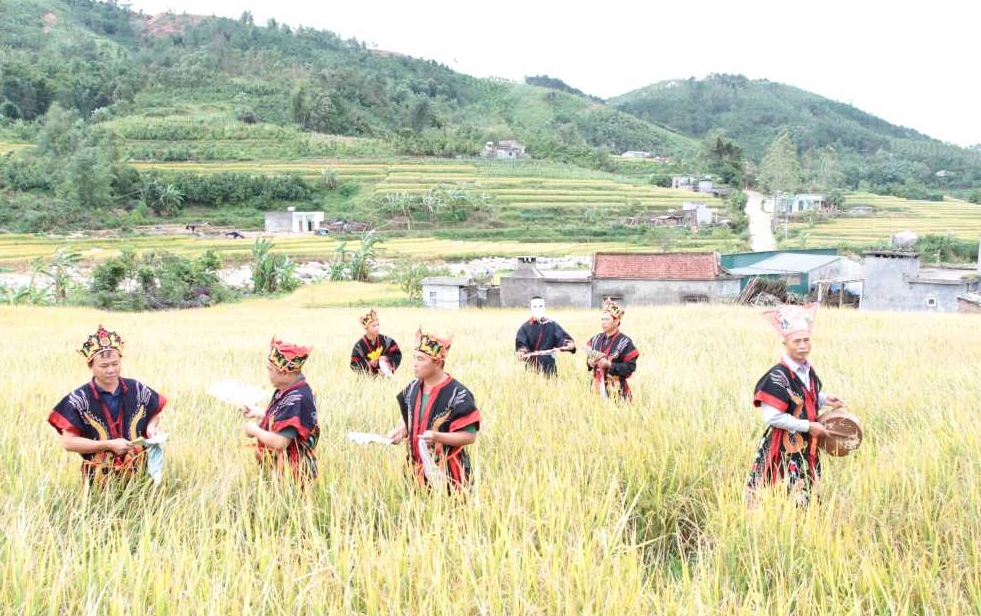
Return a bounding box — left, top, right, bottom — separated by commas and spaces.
264, 208, 325, 233
774, 193, 829, 216
683, 202, 714, 225
421, 276, 500, 309
500, 256, 592, 308
590, 252, 740, 306
500, 253, 740, 308
726, 251, 862, 298
651, 210, 696, 229
481, 140, 527, 159
860, 247, 981, 313
620, 151, 651, 158
671, 175, 696, 190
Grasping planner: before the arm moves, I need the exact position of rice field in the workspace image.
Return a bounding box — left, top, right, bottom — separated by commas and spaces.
0, 233, 653, 267
782, 192, 981, 247
133, 158, 715, 214
2, 298, 980, 613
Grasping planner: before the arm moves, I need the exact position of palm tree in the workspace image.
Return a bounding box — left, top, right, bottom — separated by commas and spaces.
30, 247, 80, 303
343, 230, 384, 282
158, 184, 184, 217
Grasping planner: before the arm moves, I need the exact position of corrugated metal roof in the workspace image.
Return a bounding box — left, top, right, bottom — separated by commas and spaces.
729, 253, 840, 276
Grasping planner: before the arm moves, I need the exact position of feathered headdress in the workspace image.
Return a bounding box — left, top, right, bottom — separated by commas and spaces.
415, 328, 452, 363
79, 325, 124, 363
602, 297, 625, 321
267, 337, 312, 373
763, 303, 818, 341
360, 308, 379, 329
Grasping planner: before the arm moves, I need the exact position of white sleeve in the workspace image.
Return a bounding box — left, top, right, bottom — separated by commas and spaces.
760, 403, 810, 433
818, 392, 832, 407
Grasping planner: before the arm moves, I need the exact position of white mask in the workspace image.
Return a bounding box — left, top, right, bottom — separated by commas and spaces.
530, 299, 546, 321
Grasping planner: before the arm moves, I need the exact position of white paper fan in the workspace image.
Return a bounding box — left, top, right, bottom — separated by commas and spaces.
346, 431, 395, 445
208, 379, 268, 408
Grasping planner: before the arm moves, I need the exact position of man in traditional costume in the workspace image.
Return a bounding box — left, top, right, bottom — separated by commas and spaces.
585, 299, 639, 401
350, 308, 402, 377
242, 338, 320, 479
47, 326, 167, 483
388, 329, 481, 487
745, 303, 845, 506
515, 296, 576, 376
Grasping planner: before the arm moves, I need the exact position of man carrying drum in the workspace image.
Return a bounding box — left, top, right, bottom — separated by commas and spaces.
745, 303, 846, 507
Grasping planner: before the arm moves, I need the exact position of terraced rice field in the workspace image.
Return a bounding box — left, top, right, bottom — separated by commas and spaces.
0, 233, 657, 267
134, 158, 719, 216
783, 192, 981, 247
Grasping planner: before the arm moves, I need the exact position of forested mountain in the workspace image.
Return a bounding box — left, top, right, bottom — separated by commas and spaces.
611, 74, 981, 193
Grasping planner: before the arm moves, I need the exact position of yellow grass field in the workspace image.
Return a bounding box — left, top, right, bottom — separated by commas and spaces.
2, 294, 980, 614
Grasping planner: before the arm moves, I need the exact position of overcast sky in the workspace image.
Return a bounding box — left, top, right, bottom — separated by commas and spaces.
130, 0, 981, 147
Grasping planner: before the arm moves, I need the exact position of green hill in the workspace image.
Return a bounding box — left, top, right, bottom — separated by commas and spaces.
3, 0, 979, 260
1, 0, 734, 250
0, 0, 700, 161
610, 74, 981, 192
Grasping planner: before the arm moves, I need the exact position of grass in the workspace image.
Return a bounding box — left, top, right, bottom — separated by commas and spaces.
781, 192, 981, 248
1, 300, 979, 613
0, 141, 32, 154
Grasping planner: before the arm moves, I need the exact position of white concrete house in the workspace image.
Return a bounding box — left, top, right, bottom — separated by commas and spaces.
264, 210, 325, 233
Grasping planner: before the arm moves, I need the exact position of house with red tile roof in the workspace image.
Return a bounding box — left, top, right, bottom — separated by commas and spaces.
590, 252, 740, 306
500, 253, 740, 307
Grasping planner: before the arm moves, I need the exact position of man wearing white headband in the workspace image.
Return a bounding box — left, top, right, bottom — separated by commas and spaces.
515, 296, 575, 376
745, 303, 845, 507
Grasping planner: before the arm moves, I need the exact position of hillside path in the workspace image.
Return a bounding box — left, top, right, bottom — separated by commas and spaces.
745, 190, 777, 251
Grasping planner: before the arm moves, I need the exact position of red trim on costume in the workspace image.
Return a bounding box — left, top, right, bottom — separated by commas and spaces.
753, 391, 790, 411
621, 348, 639, 362
88, 379, 123, 439
269, 415, 311, 441
47, 410, 80, 436
148, 394, 167, 419
446, 449, 465, 485
599, 331, 620, 355
448, 409, 481, 432
409, 375, 451, 463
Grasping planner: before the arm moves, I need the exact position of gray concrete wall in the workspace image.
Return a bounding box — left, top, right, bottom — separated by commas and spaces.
861, 255, 968, 312
422, 284, 466, 309
590, 278, 741, 307
500, 278, 591, 308
264, 212, 293, 233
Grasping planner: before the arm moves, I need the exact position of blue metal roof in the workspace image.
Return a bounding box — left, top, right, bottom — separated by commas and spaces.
729, 253, 841, 276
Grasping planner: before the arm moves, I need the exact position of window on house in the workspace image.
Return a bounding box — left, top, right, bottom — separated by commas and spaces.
925, 296, 938, 308
428, 291, 437, 305
682, 294, 709, 303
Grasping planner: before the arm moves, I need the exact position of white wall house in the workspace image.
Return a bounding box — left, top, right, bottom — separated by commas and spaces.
421, 277, 473, 309
682, 202, 714, 225
264, 210, 325, 233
